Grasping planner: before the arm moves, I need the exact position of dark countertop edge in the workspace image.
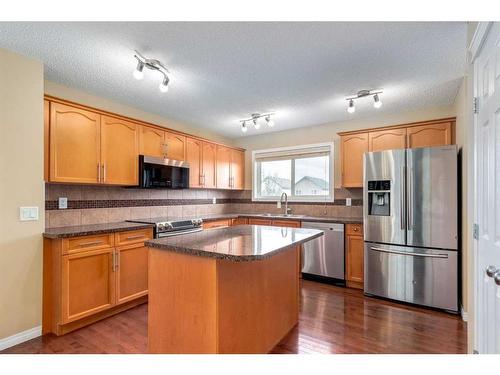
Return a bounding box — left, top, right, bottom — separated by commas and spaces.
145, 229, 324, 262
43, 222, 154, 239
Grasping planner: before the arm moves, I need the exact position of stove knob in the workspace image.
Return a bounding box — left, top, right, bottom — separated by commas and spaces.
164, 223, 173, 230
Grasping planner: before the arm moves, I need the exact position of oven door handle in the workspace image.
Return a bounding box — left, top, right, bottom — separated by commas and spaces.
157, 227, 203, 238
370, 247, 448, 259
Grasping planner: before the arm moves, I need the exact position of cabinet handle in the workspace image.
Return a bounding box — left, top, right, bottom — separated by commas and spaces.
79, 240, 103, 247
126, 235, 145, 240
112, 250, 116, 272
98, 163, 101, 182
116, 251, 120, 271
102, 164, 106, 183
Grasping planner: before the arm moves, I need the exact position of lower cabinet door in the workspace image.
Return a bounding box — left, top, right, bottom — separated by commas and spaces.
346, 234, 364, 285
116, 243, 149, 304
61, 248, 115, 323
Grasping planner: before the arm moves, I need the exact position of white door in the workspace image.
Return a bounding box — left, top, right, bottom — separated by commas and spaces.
473, 22, 500, 354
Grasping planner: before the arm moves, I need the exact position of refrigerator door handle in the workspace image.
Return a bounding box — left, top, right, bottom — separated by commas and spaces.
407, 161, 413, 231
370, 246, 449, 259
401, 165, 406, 230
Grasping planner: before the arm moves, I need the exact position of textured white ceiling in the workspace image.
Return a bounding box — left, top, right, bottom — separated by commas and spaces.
0, 22, 466, 138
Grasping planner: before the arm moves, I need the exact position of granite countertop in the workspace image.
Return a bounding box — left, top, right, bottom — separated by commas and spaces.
43, 222, 154, 239
145, 225, 323, 261
202, 213, 363, 224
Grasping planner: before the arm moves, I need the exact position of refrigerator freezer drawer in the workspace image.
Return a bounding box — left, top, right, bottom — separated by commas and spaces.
364, 242, 458, 312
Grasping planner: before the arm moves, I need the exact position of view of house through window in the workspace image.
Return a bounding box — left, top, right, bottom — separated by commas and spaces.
253, 143, 333, 202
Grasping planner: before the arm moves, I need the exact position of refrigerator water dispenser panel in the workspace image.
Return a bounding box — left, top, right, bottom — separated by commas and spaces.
367, 180, 391, 216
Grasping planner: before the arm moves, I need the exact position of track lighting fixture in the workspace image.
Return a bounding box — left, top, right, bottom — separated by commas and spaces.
239, 113, 275, 133
346, 90, 383, 113
133, 50, 171, 94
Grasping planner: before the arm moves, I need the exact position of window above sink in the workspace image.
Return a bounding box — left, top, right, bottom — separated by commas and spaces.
252, 142, 334, 203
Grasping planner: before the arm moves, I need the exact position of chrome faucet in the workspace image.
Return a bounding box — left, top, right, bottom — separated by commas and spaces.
280, 192, 291, 215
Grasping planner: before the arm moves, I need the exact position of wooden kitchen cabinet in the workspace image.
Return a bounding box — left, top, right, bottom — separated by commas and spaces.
232, 217, 249, 226
61, 248, 115, 323
49, 102, 101, 183
345, 224, 364, 289
203, 219, 232, 230
216, 145, 232, 189
164, 131, 186, 160
44, 100, 50, 182
271, 220, 301, 228
368, 128, 407, 152
100, 116, 139, 185
139, 125, 165, 158
202, 142, 217, 189
231, 149, 245, 190
116, 242, 149, 304
341, 133, 368, 188
406, 122, 453, 148
186, 137, 203, 188
43, 228, 153, 335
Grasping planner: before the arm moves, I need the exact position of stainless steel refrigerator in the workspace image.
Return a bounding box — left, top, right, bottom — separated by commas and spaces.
363, 145, 458, 312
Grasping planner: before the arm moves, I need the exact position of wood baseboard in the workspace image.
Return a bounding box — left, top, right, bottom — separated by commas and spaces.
53, 296, 148, 336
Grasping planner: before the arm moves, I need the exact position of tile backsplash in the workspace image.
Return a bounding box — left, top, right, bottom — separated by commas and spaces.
45, 184, 363, 228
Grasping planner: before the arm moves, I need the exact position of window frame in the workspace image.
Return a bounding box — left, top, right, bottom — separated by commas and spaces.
251, 142, 335, 202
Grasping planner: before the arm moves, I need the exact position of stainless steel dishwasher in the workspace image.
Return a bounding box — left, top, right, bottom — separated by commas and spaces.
301, 222, 344, 281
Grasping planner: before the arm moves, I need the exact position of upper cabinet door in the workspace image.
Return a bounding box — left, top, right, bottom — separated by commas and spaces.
341, 133, 368, 188
139, 126, 165, 158
368, 128, 407, 152
216, 145, 232, 189
407, 122, 453, 149
230, 149, 245, 190
186, 137, 202, 188
50, 103, 101, 183
202, 142, 217, 189
164, 131, 186, 160
44, 100, 50, 182
101, 116, 139, 186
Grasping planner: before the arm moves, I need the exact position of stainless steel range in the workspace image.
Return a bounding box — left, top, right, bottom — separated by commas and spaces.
127, 217, 203, 238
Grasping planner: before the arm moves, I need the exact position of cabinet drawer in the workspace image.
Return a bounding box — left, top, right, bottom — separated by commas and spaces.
62, 234, 114, 255
115, 228, 153, 247
248, 218, 272, 226
203, 219, 232, 230
346, 224, 363, 236
232, 217, 248, 225
271, 220, 301, 228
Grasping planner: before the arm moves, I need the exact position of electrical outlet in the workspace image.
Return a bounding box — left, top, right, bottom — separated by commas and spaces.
212, 197, 217, 204
346, 198, 352, 206
20, 207, 39, 221
277, 201, 281, 209
59, 197, 68, 209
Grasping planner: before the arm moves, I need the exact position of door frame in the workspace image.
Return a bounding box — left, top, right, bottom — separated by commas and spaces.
468, 21, 493, 354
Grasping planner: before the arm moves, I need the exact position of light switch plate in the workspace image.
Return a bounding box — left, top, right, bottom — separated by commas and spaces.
212, 197, 217, 204
59, 197, 68, 209
277, 201, 282, 208
20, 207, 39, 221
346, 198, 352, 206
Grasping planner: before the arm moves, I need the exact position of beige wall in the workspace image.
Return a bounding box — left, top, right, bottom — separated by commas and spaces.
44, 80, 234, 145
0, 49, 45, 340
233, 105, 456, 190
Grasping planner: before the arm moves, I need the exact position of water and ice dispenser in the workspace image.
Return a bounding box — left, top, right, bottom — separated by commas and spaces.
367, 180, 391, 216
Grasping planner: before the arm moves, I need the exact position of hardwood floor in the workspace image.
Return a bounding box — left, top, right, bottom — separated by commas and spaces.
1, 280, 467, 354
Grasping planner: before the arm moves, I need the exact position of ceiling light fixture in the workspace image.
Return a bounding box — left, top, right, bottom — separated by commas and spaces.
346, 90, 383, 113
133, 50, 171, 94
239, 113, 275, 133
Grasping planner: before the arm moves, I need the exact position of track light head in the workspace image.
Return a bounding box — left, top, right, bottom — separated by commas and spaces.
265, 116, 274, 127
253, 118, 261, 130
159, 76, 170, 93
347, 99, 355, 114
133, 61, 144, 80
241, 121, 248, 133
373, 93, 382, 109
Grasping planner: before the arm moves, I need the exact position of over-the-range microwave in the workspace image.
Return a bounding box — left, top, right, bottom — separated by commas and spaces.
138, 155, 189, 189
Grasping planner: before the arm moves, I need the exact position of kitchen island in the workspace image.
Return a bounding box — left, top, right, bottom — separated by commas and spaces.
145, 224, 323, 354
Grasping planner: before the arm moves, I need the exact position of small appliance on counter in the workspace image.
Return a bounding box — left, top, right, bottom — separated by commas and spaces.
138, 155, 189, 189
363, 145, 459, 313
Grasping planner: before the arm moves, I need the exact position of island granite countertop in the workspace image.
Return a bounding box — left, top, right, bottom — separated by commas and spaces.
145, 225, 323, 261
